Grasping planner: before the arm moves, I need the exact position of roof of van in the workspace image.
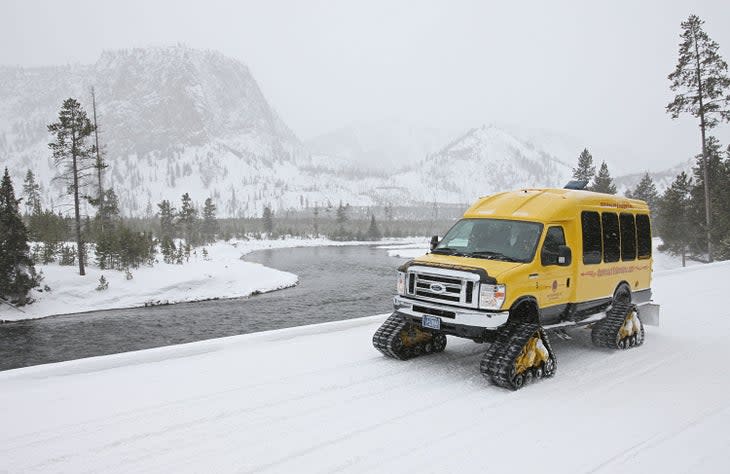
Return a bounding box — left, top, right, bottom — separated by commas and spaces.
463, 188, 649, 222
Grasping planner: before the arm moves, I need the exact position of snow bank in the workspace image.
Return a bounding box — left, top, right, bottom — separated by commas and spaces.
0, 237, 423, 322
1, 261, 729, 473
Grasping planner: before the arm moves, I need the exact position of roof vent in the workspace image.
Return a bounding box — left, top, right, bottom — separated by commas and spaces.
564, 180, 589, 190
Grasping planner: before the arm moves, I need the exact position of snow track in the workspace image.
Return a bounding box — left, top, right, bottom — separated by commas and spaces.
2, 262, 730, 473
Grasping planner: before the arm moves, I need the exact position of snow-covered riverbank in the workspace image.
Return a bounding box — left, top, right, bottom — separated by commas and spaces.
0, 237, 427, 323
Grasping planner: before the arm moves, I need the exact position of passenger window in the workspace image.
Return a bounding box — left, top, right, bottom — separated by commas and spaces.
601, 213, 620, 263
581, 211, 602, 265
620, 213, 637, 261
541, 226, 566, 266
636, 214, 652, 259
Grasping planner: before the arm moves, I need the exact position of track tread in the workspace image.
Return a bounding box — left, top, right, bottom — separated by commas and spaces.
372, 312, 446, 360
479, 321, 557, 390
591, 301, 645, 349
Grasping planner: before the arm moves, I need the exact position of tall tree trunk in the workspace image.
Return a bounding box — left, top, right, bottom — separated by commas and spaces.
91, 87, 104, 234
693, 26, 713, 262
72, 152, 85, 276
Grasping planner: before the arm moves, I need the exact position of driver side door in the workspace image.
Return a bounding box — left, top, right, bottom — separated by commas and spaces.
536, 226, 573, 324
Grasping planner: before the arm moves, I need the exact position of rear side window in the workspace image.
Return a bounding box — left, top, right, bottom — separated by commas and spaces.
620, 213, 637, 261
636, 214, 652, 259
581, 211, 602, 265
601, 213, 620, 263
541, 226, 566, 266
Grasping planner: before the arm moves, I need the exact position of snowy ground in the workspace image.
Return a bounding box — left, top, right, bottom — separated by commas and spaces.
1, 260, 728, 473
0, 237, 424, 322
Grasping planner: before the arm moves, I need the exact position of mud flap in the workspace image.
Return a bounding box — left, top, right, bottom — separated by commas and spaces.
637, 303, 660, 327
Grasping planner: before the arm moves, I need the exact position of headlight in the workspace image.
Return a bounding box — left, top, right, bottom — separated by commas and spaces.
396, 272, 406, 295
479, 284, 506, 310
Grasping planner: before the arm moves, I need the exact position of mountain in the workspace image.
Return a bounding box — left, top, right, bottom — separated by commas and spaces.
305, 120, 459, 173
0, 47, 586, 217
387, 125, 573, 203
0, 46, 376, 216
614, 159, 694, 195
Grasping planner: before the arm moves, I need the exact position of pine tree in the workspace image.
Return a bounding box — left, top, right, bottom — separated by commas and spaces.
628, 172, 659, 210
178, 193, 199, 245
0, 169, 37, 305
572, 148, 596, 184
22, 169, 42, 216
667, 15, 730, 261
590, 161, 617, 194
689, 136, 729, 259
366, 214, 382, 240
48, 98, 96, 276
657, 172, 693, 266
262, 206, 274, 236
157, 200, 176, 240
202, 197, 218, 243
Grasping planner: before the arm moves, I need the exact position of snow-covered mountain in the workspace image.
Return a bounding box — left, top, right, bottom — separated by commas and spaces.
388, 125, 573, 203
305, 120, 459, 173
0, 46, 375, 216
614, 158, 694, 195
1, 47, 578, 216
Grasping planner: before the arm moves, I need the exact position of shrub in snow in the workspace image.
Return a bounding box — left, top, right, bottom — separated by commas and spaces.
96, 275, 109, 291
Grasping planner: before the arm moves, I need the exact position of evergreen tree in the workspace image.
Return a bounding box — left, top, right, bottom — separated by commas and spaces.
590, 161, 617, 194
627, 172, 659, 210
313, 204, 320, 237
0, 169, 37, 305
572, 148, 596, 184
262, 206, 274, 236
178, 193, 199, 245
48, 98, 96, 276
657, 172, 693, 266
157, 200, 176, 240
366, 214, 382, 240
667, 15, 730, 261
202, 197, 218, 243
22, 169, 42, 216
689, 136, 729, 259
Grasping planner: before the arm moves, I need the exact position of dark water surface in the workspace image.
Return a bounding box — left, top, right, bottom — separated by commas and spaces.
0, 245, 407, 371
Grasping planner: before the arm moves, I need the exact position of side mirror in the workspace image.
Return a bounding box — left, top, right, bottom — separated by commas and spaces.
557, 245, 572, 266
430, 235, 439, 250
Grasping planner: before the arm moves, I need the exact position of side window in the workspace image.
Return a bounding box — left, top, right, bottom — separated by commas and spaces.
601, 213, 620, 263
636, 214, 652, 259
581, 211, 602, 265
620, 213, 637, 261
541, 226, 566, 266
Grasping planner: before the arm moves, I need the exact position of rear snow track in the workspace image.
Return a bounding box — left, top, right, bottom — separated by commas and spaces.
2, 262, 729, 473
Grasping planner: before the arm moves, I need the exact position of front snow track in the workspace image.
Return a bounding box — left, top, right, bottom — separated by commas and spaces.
372, 312, 446, 360
479, 321, 557, 390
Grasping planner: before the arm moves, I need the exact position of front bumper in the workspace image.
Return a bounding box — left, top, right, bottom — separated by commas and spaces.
393, 295, 509, 330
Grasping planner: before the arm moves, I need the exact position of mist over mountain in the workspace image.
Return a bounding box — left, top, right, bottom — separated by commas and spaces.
0, 46, 683, 217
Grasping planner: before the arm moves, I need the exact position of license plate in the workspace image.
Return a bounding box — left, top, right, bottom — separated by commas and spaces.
422, 315, 441, 330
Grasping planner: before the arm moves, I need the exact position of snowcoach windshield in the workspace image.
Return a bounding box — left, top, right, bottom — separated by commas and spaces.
433, 218, 543, 263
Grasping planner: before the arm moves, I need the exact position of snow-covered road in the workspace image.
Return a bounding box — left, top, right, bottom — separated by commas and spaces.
1, 262, 728, 473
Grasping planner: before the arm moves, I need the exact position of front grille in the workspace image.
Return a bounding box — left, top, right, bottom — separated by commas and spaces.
405, 267, 480, 308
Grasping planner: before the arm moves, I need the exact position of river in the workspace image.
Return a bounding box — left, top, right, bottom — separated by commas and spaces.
0, 245, 413, 371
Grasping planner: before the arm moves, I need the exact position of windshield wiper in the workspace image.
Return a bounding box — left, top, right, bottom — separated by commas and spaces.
431, 247, 466, 256
468, 251, 521, 262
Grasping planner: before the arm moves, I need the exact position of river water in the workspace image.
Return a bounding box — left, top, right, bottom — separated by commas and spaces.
0, 245, 411, 371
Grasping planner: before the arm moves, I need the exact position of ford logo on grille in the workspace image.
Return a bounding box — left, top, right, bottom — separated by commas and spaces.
429, 283, 446, 294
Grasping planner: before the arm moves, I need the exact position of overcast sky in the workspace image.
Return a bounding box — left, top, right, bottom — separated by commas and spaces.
2, 0, 730, 173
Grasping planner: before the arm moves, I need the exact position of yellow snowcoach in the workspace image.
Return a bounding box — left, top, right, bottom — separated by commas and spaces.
373, 185, 660, 390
